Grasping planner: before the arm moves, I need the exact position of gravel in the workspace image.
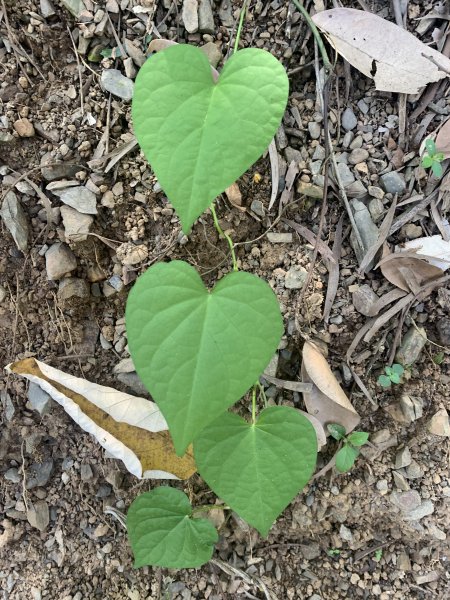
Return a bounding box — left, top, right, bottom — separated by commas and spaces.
342, 107, 357, 131
53, 185, 97, 214
380, 171, 406, 194
45, 243, 77, 280
101, 69, 134, 101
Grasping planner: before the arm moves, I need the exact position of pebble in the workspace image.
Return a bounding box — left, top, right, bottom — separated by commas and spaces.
400, 223, 422, 239
266, 233, 293, 243
80, 463, 94, 482
123, 57, 137, 79
40, 153, 79, 181
357, 99, 369, 114
27, 501, 49, 531
285, 267, 308, 290
342, 131, 354, 148
45, 243, 77, 280
61, 0, 83, 17
395, 325, 427, 365
123, 39, 146, 67
368, 185, 384, 200
250, 199, 264, 217
436, 317, 450, 346
390, 490, 421, 512
395, 446, 411, 469
28, 382, 53, 416
218, 0, 233, 26
60, 205, 93, 242
400, 394, 423, 423
200, 42, 222, 68
376, 479, 389, 494
380, 172, 406, 195
1, 191, 29, 253
13, 118, 35, 137
346, 180, 367, 198
116, 242, 148, 266
26, 459, 54, 489
116, 372, 148, 396
297, 180, 323, 198
2, 390, 14, 421
335, 162, 355, 186
339, 524, 353, 542
101, 69, 134, 101
198, 0, 215, 34
182, 0, 198, 33
4, 468, 20, 483
348, 148, 369, 165
0, 132, 14, 143
397, 551, 411, 571
393, 470, 410, 491
342, 107, 357, 131
40, 0, 56, 18
405, 460, 423, 479
352, 284, 378, 316
300, 542, 320, 560
402, 499, 434, 521
312, 145, 325, 160
308, 122, 321, 139
285, 147, 302, 165
427, 408, 450, 437
368, 198, 384, 222
58, 278, 90, 302
53, 186, 97, 214
350, 199, 379, 267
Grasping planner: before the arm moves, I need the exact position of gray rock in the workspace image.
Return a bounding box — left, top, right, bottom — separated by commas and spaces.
403, 500, 434, 521
266, 233, 293, 243
395, 446, 411, 469
101, 69, 134, 101
113, 358, 135, 374
60, 205, 94, 242
1, 191, 28, 253
393, 470, 410, 491
357, 99, 369, 114
200, 42, 222, 68
335, 162, 355, 186
342, 131, 354, 148
0, 132, 14, 143
45, 243, 77, 280
346, 180, 368, 198
4, 468, 20, 483
1, 390, 14, 421
397, 551, 411, 571
123, 57, 137, 79
380, 172, 406, 195
26, 459, 54, 489
0, 284, 7, 303
400, 394, 423, 423
285, 267, 308, 290
368, 185, 384, 200
339, 524, 353, 542
368, 198, 384, 222
308, 122, 321, 139
352, 284, 378, 316
250, 199, 264, 217
198, 0, 215, 34
40, 153, 79, 181
182, 0, 198, 33
218, 0, 233, 26
348, 148, 369, 165
349, 199, 379, 267
285, 146, 302, 165
395, 325, 427, 365
390, 490, 421, 512
58, 278, 90, 302
342, 107, 357, 131
61, 0, 83, 17
53, 185, 97, 214
264, 353, 279, 378
312, 145, 325, 160
400, 223, 422, 239
40, 0, 56, 18
310, 160, 322, 176
80, 463, 94, 482
27, 501, 49, 531
123, 39, 146, 67
436, 317, 450, 346
300, 542, 320, 560
405, 460, 423, 479
28, 383, 53, 416
116, 372, 148, 396
427, 408, 450, 437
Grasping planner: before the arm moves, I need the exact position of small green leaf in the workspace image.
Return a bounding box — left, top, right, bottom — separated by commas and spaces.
132, 45, 289, 232
126, 261, 283, 455
431, 161, 443, 178
378, 375, 391, 388
433, 352, 445, 365
425, 138, 436, 155
374, 549, 383, 561
384, 366, 394, 377
327, 423, 346, 441
335, 444, 360, 473
434, 152, 445, 162
327, 548, 340, 556
390, 372, 401, 384
347, 431, 369, 447
422, 155, 433, 168
391, 363, 404, 376
127, 487, 218, 568
194, 406, 317, 537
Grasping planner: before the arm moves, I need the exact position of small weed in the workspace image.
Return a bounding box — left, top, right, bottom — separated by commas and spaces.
377, 363, 404, 388
374, 548, 383, 562
327, 548, 341, 557
422, 138, 445, 178
327, 424, 369, 473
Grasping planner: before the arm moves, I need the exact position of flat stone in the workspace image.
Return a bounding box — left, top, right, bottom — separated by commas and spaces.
380, 172, 406, 195
61, 0, 83, 17
40, 0, 56, 17
114, 358, 135, 374
285, 146, 302, 165
339, 524, 353, 542
427, 408, 450, 437
200, 42, 222, 68
198, 0, 215, 34
218, 0, 233, 26
312, 145, 325, 160
368, 198, 384, 222
395, 325, 427, 365
346, 180, 368, 198
395, 446, 411, 469
250, 199, 264, 217
26, 459, 54, 489
335, 162, 355, 186
297, 180, 323, 198
58, 278, 90, 302
308, 122, 321, 139
400, 223, 422, 239
28, 382, 53, 416
53, 186, 97, 214
342, 107, 357, 131
101, 69, 134, 101
105, 0, 119, 12
300, 542, 320, 560
0, 284, 7, 303
266, 233, 293, 243
14, 118, 35, 137
1, 191, 28, 252
368, 185, 384, 199
348, 148, 369, 165
123, 39, 146, 67
0, 132, 14, 143
116, 372, 149, 396
123, 57, 137, 79
40, 153, 79, 181
350, 199, 379, 267
60, 205, 93, 242
390, 490, 421, 512
436, 317, 450, 346
1, 390, 14, 421
182, 0, 198, 33
27, 501, 50, 532
80, 463, 94, 482
405, 460, 423, 479
400, 394, 423, 423
402, 500, 434, 521
4, 468, 20, 483
357, 99, 369, 114
393, 470, 410, 491
352, 284, 378, 316
342, 131, 354, 148
397, 551, 411, 571
45, 243, 77, 280
285, 267, 308, 290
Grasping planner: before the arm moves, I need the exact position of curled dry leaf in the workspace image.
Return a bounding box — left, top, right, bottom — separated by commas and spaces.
301, 341, 360, 435
403, 235, 450, 271
312, 8, 450, 94
7, 358, 196, 480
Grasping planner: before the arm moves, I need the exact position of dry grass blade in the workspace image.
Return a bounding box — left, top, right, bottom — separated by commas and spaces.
389, 189, 439, 235
262, 373, 313, 393
210, 558, 279, 600
358, 195, 397, 275
363, 293, 414, 343
430, 198, 450, 241
323, 214, 343, 322
268, 138, 280, 210
278, 160, 298, 216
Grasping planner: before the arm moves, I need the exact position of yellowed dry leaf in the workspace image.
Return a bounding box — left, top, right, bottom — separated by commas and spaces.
378, 244, 444, 293
312, 8, 450, 94
301, 341, 360, 434
8, 358, 196, 480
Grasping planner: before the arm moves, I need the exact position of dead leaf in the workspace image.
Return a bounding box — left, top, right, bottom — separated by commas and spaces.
435, 116, 450, 159
378, 244, 444, 292
403, 235, 450, 271
312, 8, 450, 93
301, 341, 360, 434
7, 358, 196, 480
225, 182, 244, 209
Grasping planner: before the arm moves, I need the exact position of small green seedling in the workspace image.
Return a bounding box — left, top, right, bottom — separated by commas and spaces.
373, 548, 383, 562
422, 138, 444, 178
328, 424, 369, 473
327, 548, 341, 557
377, 363, 404, 388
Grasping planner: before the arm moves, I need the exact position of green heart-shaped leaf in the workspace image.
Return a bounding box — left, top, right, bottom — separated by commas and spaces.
335, 444, 359, 473
126, 261, 283, 455
127, 487, 218, 568
194, 406, 317, 536
132, 45, 289, 232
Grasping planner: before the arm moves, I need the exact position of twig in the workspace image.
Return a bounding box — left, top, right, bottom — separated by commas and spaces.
233, 0, 249, 54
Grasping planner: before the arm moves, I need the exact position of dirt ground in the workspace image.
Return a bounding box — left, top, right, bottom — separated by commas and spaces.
0, 1, 449, 599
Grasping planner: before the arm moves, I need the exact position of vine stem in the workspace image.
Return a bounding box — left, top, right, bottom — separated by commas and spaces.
251, 385, 256, 424
292, 0, 332, 75
210, 203, 238, 271
233, 0, 249, 54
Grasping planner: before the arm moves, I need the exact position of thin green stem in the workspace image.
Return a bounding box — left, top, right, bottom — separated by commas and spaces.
251, 385, 256, 424
210, 203, 238, 271
292, 0, 332, 75
233, 0, 249, 54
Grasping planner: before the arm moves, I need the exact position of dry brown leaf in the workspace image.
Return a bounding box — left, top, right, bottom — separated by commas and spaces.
378, 245, 444, 292
8, 358, 196, 480
301, 341, 360, 434
312, 8, 450, 93
435, 117, 450, 159
225, 182, 244, 210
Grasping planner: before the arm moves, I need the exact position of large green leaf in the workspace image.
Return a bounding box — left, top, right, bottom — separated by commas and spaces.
194, 406, 317, 536
126, 261, 283, 455
127, 487, 218, 568
132, 44, 289, 232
